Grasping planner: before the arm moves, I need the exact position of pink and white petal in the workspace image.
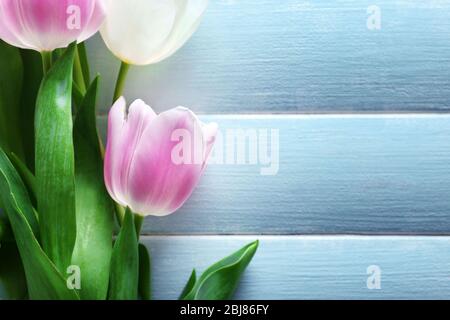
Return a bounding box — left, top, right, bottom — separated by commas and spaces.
0, 2, 30, 48
104, 97, 128, 205
77, 0, 106, 42
37, 0, 98, 50
0, 21, 28, 49
105, 98, 157, 206
0, 0, 97, 51
0, 0, 35, 49
126, 107, 204, 216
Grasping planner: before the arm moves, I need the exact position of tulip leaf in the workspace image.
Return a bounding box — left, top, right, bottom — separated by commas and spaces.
35, 43, 77, 273
72, 81, 84, 110
72, 77, 114, 300
0, 147, 79, 300
0, 41, 24, 160
108, 209, 139, 300
0, 151, 38, 235
138, 243, 151, 300
182, 240, 259, 300
77, 43, 90, 87
9, 152, 36, 202
179, 269, 197, 300
19, 49, 43, 170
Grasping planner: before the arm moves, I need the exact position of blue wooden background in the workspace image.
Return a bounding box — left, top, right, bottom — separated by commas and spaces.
72, 0, 450, 299
2, 0, 450, 300
88, 0, 450, 114
95, 115, 450, 235
143, 236, 450, 300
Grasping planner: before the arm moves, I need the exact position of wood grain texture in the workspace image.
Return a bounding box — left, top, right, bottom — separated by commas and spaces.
2, 236, 449, 300
96, 114, 450, 235
142, 236, 450, 300
87, 0, 450, 114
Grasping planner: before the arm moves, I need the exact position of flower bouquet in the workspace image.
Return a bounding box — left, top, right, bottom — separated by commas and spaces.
0, 0, 258, 300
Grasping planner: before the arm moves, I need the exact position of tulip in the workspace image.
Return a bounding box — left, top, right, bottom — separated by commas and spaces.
100, 0, 208, 66
104, 97, 217, 217
0, 0, 105, 52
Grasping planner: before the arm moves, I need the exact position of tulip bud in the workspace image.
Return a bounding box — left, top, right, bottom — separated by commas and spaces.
0, 0, 105, 52
104, 98, 217, 216
100, 0, 208, 66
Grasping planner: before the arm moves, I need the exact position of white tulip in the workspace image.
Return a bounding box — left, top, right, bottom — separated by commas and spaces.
100, 0, 208, 66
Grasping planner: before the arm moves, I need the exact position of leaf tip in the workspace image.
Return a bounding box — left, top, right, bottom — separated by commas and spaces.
250, 240, 259, 251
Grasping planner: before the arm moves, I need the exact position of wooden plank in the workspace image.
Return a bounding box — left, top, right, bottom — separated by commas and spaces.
2, 236, 449, 300
87, 0, 450, 114
97, 114, 450, 235
143, 235, 450, 300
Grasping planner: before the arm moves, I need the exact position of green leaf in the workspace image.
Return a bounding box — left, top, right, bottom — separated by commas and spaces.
73, 45, 87, 94
9, 152, 36, 202
138, 243, 151, 300
71, 77, 114, 300
0, 150, 38, 235
183, 240, 259, 300
19, 49, 43, 171
179, 269, 197, 300
35, 43, 77, 273
72, 81, 84, 110
0, 243, 27, 300
0, 41, 24, 160
108, 209, 139, 300
0, 147, 79, 300
77, 43, 90, 87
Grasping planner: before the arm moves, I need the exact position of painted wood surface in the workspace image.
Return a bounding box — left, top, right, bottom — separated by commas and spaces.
87, 0, 450, 114
143, 236, 450, 300
96, 114, 450, 235
2, 236, 449, 300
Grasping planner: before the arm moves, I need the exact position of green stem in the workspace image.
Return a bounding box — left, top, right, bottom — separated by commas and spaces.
113, 62, 130, 102
41, 51, 52, 75
134, 214, 144, 240
74, 48, 86, 94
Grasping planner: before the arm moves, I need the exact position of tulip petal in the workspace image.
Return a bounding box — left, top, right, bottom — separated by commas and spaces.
100, 0, 177, 65
127, 107, 205, 216
104, 97, 127, 205
105, 101, 216, 217
0, 0, 104, 51
0, 6, 29, 49
152, 0, 208, 64
104, 98, 157, 207
78, 0, 106, 42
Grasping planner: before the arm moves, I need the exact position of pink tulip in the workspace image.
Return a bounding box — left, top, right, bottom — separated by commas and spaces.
0, 0, 105, 51
104, 98, 217, 217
